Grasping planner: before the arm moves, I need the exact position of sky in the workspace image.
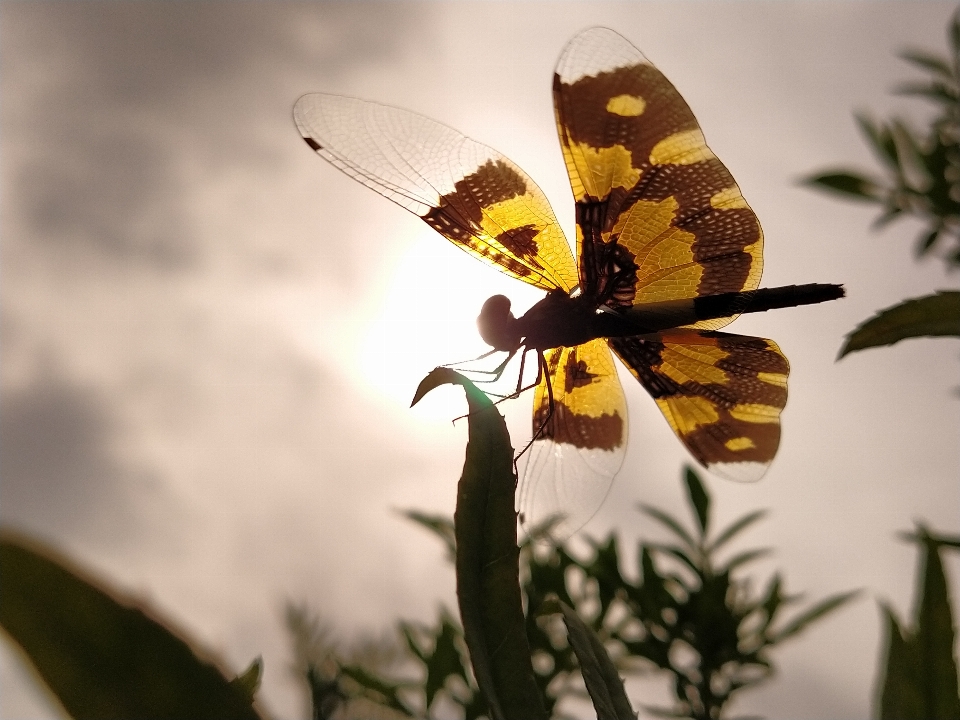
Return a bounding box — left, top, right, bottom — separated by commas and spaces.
1, 2, 958, 719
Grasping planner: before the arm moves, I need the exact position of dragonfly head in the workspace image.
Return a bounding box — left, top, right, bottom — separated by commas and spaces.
477, 294, 521, 352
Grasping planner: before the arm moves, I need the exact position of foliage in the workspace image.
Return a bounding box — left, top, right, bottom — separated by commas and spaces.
0, 530, 263, 720
804, 9, 960, 356
875, 526, 960, 720
296, 461, 856, 720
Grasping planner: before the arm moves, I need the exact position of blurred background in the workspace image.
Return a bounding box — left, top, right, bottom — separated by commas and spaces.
2, 2, 958, 718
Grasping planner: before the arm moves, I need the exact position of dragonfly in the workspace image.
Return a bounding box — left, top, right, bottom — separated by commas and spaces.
294, 27, 843, 532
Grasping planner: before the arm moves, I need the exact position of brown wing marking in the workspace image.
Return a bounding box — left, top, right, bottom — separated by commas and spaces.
520, 339, 627, 534
553, 28, 763, 324
294, 93, 578, 292
531, 340, 626, 450
608, 329, 789, 481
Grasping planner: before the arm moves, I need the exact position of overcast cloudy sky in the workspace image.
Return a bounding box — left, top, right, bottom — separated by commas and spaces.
2, 3, 958, 719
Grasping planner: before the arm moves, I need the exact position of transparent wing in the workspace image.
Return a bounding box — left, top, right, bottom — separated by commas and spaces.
519, 339, 627, 536
609, 329, 788, 481
554, 28, 763, 326
295, 93, 578, 292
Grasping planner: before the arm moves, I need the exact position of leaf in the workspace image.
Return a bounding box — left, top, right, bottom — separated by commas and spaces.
803, 170, 883, 201
0, 531, 262, 720
230, 656, 263, 702
338, 664, 415, 717
895, 81, 959, 104
720, 548, 772, 574
683, 466, 710, 538
857, 114, 901, 170
913, 529, 960, 719
707, 510, 768, 554
876, 604, 926, 720
899, 49, 955, 79
401, 509, 457, 559
403, 615, 469, 710
638, 504, 696, 551
838, 291, 960, 358
559, 602, 637, 720
769, 590, 860, 644
414, 367, 546, 720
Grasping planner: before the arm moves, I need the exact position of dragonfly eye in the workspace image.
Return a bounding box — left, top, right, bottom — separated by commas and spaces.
477, 294, 520, 351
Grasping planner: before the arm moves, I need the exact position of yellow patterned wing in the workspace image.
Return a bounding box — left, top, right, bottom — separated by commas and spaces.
520, 339, 627, 534
295, 94, 578, 292
609, 329, 789, 481
554, 28, 763, 327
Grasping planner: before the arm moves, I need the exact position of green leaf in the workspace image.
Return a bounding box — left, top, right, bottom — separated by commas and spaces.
803, 171, 883, 201
230, 656, 263, 702
769, 590, 860, 644
338, 664, 415, 717
913, 529, 960, 719
899, 49, 955, 79
639, 504, 697, 551
559, 602, 636, 720
414, 367, 547, 720
838, 291, 960, 358
0, 531, 262, 720
401, 509, 457, 559
877, 604, 926, 720
683, 466, 710, 537
857, 114, 901, 170
720, 548, 772, 574
707, 510, 768, 554
895, 81, 959, 104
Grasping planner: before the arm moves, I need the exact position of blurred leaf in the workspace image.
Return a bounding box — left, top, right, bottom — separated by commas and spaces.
838, 291, 960, 358
306, 664, 347, 720
639, 504, 696, 551
919, 227, 942, 253
720, 548, 772, 574
899, 49, 955, 79
402, 510, 457, 559
230, 656, 263, 702
683, 466, 710, 537
339, 664, 415, 717
877, 605, 926, 720
559, 602, 636, 720
401, 616, 468, 709
708, 510, 768, 554
857, 114, 901, 170
895, 81, 959, 104
648, 543, 699, 575
803, 170, 883, 200
416, 367, 546, 720
0, 531, 262, 720
769, 590, 860, 644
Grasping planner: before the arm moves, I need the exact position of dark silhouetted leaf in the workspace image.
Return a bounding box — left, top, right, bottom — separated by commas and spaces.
877, 604, 926, 720
720, 548, 772, 574
838, 291, 960, 358
338, 664, 415, 717
708, 510, 768, 554
770, 591, 859, 643
402, 509, 457, 559
559, 602, 636, 720
414, 367, 546, 720
639, 504, 696, 550
230, 656, 263, 702
683, 466, 710, 537
804, 170, 883, 200
0, 531, 262, 720
899, 49, 955, 78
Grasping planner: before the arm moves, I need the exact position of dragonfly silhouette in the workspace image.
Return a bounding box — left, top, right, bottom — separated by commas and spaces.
294, 27, 843, 532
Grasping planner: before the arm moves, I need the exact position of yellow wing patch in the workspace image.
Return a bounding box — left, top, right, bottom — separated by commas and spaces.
609, 329, 789, 482
553, 28, 765, 322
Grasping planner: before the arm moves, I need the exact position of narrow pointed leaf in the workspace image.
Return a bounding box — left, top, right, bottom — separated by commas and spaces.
877, 604, 925, 720
415, 367, 546, 720
899, 50, 955, 78
838, 291, 960, 358
770, 590, 860, 643
230, 656, 263, 702
559, 602, 637, 720
0, 532, 262, 720
803, 170, 883, 200
401, 510, 457, 558
683, 467, 710, 537
708, 510, 768, 554
638, 505, 696, 550
914, 531, 960, 719
720, 548, 772, 574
